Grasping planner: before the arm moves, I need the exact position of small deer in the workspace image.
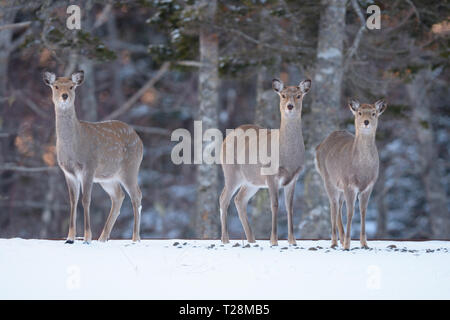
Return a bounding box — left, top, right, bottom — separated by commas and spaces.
220, 78, 311, 246
43, 71, 143, 243
315, 99, 387, 250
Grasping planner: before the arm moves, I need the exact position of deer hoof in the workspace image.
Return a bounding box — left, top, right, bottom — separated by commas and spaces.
98, 236, 107, 243
65, 239, 74, 244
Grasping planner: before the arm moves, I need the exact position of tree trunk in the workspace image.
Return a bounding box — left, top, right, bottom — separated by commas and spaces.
300, 0, 346, 238
79, 58, 98, 121
195, 0, 220, 239
0, 3, 17, 99
252, 11, 281, 238
79, 0, 97, 121
407, 68, 449, 239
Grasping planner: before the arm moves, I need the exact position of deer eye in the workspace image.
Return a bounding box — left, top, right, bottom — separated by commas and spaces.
297, 95, 301, 99
358, 112, 362, 116
55, 86, 59, 89
282, 95, 286, 99
372, 112, 376, 116
70, 86, 73, 90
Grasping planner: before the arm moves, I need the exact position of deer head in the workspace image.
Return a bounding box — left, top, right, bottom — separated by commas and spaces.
349, 99, 387, 135
43, 71, 84, 109
272, 78, 311, 119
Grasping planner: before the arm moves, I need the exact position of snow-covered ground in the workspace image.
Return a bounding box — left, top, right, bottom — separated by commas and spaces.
1, 238, 449, 299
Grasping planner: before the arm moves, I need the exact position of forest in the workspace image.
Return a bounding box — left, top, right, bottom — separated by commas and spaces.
0, 0, 448, 241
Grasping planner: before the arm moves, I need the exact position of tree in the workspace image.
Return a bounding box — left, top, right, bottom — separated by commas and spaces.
195, 0, 220, 238
301, 0, 347, 238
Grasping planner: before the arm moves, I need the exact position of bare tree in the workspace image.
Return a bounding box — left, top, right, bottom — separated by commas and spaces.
195, 0, 220, 238
407, 67, 449, 239
301, 0, 347, 238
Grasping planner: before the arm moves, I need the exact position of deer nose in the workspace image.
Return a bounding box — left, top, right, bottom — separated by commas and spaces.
364, 120, 369, 126
62, 93, 68, 100
287, 104, 294, 110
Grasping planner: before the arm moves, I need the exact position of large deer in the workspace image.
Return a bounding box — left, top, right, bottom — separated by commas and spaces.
315, 99, 387, 250
220, 78, 311, 246
43, 71, 143, 244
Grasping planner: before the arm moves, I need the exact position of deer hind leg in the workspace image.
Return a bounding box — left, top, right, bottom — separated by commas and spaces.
65, 175, 80, 244
358, 187, 373, 249
343, 187, 357, 250
219, 182, 239, 244
337, 192, 345, 246
98, 182, 125, 242
121, 175, 142, 242
234, 185, 258, 243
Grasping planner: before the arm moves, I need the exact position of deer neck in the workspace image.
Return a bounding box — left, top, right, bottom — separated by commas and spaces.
55, 103, 81, 151
352, 130, 377, 163
279, 114, 304, 168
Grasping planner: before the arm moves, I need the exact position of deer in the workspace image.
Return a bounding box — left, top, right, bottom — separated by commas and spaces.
315, 99, 387, 250
43, 71, 143, 244
219, 78, 311, 246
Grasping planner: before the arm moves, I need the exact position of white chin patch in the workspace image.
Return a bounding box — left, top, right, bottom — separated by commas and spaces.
360, 127, 372, 134
58, 101, 70, 108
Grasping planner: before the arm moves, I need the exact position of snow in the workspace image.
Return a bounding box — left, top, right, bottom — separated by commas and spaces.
1, 238, 449, 299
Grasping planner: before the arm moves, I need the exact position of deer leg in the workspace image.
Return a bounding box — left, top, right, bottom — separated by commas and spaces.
267, 179, 279, 246
343, 187, 357, 250
98, 182, 125, 242
81, 172, 94, 244
358, 187, 373, 249
284, 180, 297, 246
65, 175, 79, 244
234, 185, 258, 243
337, 192, 345, 246
219, 183, 239, 244
121, 177, 142, 242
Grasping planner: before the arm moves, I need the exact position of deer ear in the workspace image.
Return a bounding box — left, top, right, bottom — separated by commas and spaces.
375, 99, 387, 115
348, 99, 360, 115
71, 70, 84, 86
272, 78, 284, 93
298, 79, 311, 94
43, 71, 56, 86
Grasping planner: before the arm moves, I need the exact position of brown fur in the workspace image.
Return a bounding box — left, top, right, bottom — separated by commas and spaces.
44, 71, 143, 243
315, 99, 387, 249
219, 79, 311, 246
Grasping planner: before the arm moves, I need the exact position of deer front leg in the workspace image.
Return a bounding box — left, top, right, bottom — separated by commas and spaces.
65, 175, 80, 244
343, 187, 357, 250
325, 185, 340, 248
358, 186, 373, 249
81, 171, 94, 244
284, 180, 297, 246
267, 179, 279, 246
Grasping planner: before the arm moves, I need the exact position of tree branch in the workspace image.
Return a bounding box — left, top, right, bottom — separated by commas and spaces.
0, 21, 31, 31
0, 164, 58, 173
131, 125, 170, 136
344, 0, 366, 71
102, 62, 170, 121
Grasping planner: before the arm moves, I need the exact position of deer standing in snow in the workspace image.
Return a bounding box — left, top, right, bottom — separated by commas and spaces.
219, 78, 311, 246
43, 71, 143, 243
315, 99, 387, 250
